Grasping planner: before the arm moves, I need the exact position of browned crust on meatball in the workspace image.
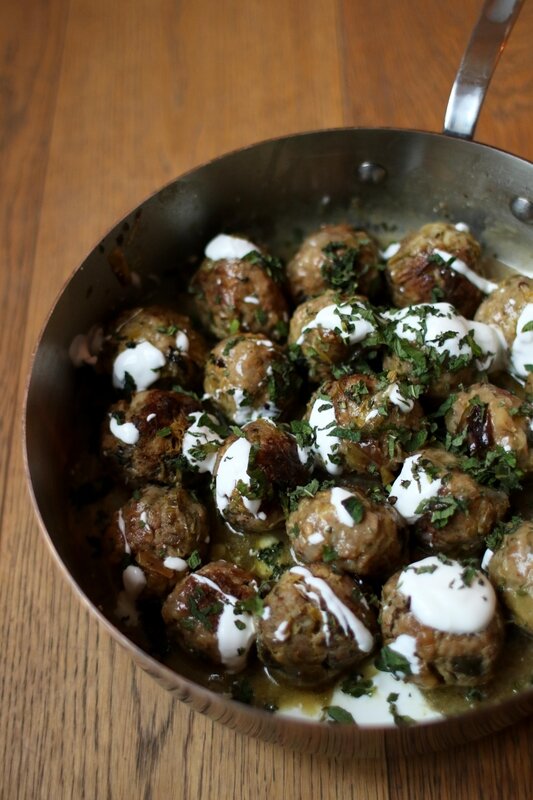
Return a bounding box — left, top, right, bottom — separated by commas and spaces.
386, 222, 483, 317
105, 484, 209, 597
162, 560, 257, 667
288, 291, 374, 383
100, 305, 209, 391
204, 334, 296, 422
287, 487, 407, 577
402, 448, 509, 558
474, 274, 533, 346
381, 569, 505, 688
305, 374, 425, 478
190, 257, 289, 341
101, 389, 201, 486
257, 563, 378, 686
445, 383, 532, 472
488, 521, 533, 635
286, 224, 381, 304
212, 420, 310, 534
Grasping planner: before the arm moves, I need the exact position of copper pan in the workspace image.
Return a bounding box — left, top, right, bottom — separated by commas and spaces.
23, 0, 533, 756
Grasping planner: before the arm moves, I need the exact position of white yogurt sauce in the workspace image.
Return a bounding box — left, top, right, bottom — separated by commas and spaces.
297, 302, 376, 346
386, 302, 504, 371
273, 621, 290, 642
117, 508, 131, 554
109, 415, 140, 445
481, 548, 494, 571
175, 331, 189, 352
307, 531, 325, 545
192, 573, 256, 671
229, 388, 279, 425
146, 413, 156, 422
215, 436, 264, 519
454, 222, 470, 233
290, 566, 374, 652
204, 233, 258, 261
385, 382, 414, 413
432, 248, 498, 294
466, 319, 508, 372
387, 634, 422, 675
388, 454, 442, 525
327, 664, 442, 726
397, 556, 496, 634
380, 242, 401, 260
112, 340, 166, 391
115, 564, 147, 627
243, 295, 259, 304
308, 396, 342, 475
182, 411, 224, 474
163, 556, 188, 572
329, 487, 359, 527
510, 303, 533, 381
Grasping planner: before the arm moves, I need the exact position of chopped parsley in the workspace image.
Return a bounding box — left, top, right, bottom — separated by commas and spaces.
375, 646, 412, 676
323, 705, 355, 724
341, 495, 365, 524
341, 673, 375, 699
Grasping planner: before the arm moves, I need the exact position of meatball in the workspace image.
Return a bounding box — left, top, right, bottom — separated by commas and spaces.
287, 485, 406, 578
474, 273, 533, 347
100, 305, 209, 392
386, 222, 484, 317
288, 291, 380, 383
304, 374, 425, 481
388, 449, 509, 558
380, 556, 505, 688
213, 419, 310, 534
445, 383, 532, 473
257, 563, 377, 687
106, 484, 209, 597
382, 302, 505, 399
101, 389, 201, 486
487, 519, 533, 635
286, 224, 381, 304
204, 334, 297, 424
189, 235, 290, 342
162, 560, 258, 672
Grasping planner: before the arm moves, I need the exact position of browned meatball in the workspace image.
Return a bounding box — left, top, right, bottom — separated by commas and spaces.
162, 561, 258, 672
487, 519, 533, 635
287, 485, 406, 578
100, 305, 209, 392
288, 291, 380, 383
213, 419, 310, 534
382, 302, 482, 400
445, 383, 532, 473
389, 448, 509, 558
380, 556, 505, 688
286, 224, 381, 304
101, 389, 201, 486
304, 374, 425, 481
189, 250, 289, 341
106, 484, 209, 597
204, 334, 297, 424
386, 222, 483, 316
257, 563, 378, 687
474, 274, 533, 346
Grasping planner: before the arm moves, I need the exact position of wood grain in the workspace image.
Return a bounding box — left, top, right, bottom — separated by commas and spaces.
1, 1, 532, 798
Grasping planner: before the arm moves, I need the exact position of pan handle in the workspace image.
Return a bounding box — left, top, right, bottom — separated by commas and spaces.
443, 0, 524, 140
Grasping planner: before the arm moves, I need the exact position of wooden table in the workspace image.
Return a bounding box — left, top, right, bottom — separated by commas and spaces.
1, 1, 531, 797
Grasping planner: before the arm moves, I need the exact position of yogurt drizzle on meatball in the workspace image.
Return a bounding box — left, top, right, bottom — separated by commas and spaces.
397, 556, 496, 634
296, 301, 376, 346
181, 411, 225, 473
290, 566, 374, 652
388, 454, 443, 524
510, 303, 533, 381
190, 573, 257, 671
113, 340, 166, 391
215, 436, 266, 520
204, 233, 258, 261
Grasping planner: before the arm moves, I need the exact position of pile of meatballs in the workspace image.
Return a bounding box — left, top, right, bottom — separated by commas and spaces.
88, 220, 533, 711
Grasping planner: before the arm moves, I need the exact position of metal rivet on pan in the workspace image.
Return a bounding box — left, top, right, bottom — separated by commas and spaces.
510, 196, 533, 224
357, 162, 387, 184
